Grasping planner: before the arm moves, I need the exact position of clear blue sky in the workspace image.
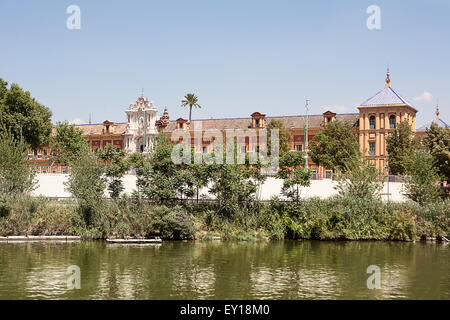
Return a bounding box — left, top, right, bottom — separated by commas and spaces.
0, 0, 449, 127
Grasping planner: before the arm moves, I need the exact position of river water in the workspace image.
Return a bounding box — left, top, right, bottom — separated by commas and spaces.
0, 241, 448, 299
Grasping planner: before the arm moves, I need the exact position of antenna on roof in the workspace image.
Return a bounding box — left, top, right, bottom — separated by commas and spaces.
89, 113, 92, 124
305, 99, 310, 169
436, 99, 440, 120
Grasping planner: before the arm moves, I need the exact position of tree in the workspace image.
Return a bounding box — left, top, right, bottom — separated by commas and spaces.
96, 144, 130, 198
65, 152, 106, 226
0, 79, 52, 150
335, 156, 383, 200
277, 151, 311, 202
266, 119, 290, 156
309, 120, 361, 172
386, 120, 417, 175
181, 93, 201, 123
423, 123, 450, 183
50, 121, 90, 164
186, 162, 212, 203
208, 163, 258, 217
0, 129, 36, 195
403, 151, 443, 204
135, 133, 185, 202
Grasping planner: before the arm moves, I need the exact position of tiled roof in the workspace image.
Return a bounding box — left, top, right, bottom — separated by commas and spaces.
163, 113, 359, 132
360, 86, 412, 107
75, 123, 127, 135
417, 118, 449, 131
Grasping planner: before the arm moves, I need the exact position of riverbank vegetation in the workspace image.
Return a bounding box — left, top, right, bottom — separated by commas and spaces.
0, 98, 449, 241
0, 194, 448, 241
0, 120, 448, 241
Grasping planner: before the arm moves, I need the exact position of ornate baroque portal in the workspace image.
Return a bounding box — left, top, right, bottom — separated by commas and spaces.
124, 94, 158, 153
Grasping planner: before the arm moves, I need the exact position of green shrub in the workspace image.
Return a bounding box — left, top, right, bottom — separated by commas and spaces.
0, 196, 11, 218
149, 206, 195, 240
389, 210, 417, 241
416, 200, 450, 237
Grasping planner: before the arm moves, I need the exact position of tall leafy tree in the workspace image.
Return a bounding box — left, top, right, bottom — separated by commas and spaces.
277, 151, 311, 202
186, 162, 212, 203
404, 151, 443, 204
50, 121, 89, 164
386, 120, 418, 175
65, 152, 106, 227
335, 156, 383, 200
309, 120, 360, 172
0, 79, 52, 150
135, 133, 185, 202
97, 144, 130, 198
208, 163, 258, 217
0, 129, 36, 195
423, 123, 450, 183
181, 93, 201, 123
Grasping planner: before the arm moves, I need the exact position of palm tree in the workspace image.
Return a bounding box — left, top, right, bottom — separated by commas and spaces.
181, 93, 201, 123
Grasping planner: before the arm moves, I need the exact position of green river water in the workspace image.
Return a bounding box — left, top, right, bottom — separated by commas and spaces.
0, 241, 448, 299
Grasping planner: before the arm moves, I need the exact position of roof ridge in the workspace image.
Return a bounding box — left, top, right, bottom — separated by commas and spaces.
360, 88, 384, 106
388, 87, 410, 105
360, 86, 414, 107
172, 113, 359, 122
74, 122, 127, 126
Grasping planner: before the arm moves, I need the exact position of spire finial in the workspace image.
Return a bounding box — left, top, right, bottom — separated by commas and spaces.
436, 99, 440, 120
385, 68, 391, 87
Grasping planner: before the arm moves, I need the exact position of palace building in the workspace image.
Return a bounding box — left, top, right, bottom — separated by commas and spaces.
32, 70, 447, 176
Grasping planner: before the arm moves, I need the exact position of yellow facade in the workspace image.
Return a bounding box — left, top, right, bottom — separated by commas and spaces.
357, 71, 418, 173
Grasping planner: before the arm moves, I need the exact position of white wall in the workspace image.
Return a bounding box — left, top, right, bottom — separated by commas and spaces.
32, 174, 406, 201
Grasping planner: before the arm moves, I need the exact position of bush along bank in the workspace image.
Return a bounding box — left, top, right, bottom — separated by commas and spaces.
0, 195, 448, 241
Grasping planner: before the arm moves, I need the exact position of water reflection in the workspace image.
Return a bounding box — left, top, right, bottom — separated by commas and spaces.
0, 241, 448, 300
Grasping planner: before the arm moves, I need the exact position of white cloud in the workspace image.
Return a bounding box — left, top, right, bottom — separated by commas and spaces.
321, 105, 347, 113
70, 118, 85, 125
413, 91, 433, 102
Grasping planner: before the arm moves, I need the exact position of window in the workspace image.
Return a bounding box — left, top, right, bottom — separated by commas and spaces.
389, 115, 396, 129
295, 144, 303, 152
369, 142, 376, 156
369, 116, 376, 129
254, 145, 260, 153
255, 119, 260, 128
105, 125, 110, 133
327, 117, 332, 123
202, 146, 208, 154
240, 145, 247, 154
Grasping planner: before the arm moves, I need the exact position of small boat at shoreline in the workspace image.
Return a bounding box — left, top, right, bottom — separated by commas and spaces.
106, 238, 162, 244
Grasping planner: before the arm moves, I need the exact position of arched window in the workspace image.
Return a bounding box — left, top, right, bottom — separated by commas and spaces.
369, 116, 376, 129
389, 115, 396, 129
